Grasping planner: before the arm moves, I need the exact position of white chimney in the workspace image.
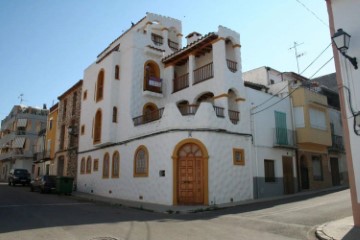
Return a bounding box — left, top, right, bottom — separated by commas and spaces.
185, 32, 202, 45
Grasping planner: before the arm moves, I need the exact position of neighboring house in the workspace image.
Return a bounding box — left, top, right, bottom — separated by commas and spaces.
0, 105, 48, 181
54, 80, 82, 180
33, 103, 59, 176
246, 82, 297, 199
326, 0, 360, 226
77, 13, 252, 206
244, 67, 347, 193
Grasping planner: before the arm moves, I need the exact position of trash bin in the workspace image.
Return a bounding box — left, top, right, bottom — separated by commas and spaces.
56, 176, 74, 195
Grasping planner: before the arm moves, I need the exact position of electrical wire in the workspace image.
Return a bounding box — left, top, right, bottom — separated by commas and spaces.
308, 56, 334, 79
295, 0, 329, 28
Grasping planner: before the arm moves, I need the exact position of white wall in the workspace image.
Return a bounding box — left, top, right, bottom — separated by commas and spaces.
331, 0, 360, 202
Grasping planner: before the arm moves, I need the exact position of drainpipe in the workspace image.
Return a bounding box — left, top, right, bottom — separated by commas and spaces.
250, 106, 260, 199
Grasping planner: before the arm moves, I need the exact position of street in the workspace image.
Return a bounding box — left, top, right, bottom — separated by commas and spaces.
0, 183, 352, 240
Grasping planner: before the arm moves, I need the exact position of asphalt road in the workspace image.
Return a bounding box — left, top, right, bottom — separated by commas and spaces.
0, 183, 352, 240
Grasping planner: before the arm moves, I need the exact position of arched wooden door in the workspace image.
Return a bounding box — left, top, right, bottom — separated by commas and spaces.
177, 143, 205, 205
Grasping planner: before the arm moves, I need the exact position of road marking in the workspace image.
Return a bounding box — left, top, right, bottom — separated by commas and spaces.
0, 202, 92, 208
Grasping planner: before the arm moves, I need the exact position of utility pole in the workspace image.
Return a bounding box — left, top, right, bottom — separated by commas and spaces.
289, 42, 305, 74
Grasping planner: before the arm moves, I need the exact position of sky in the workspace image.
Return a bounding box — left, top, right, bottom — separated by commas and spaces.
0, 0, 334, 121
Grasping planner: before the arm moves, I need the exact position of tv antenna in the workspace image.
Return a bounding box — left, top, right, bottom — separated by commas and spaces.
289, 41, 305, 74
18, 93, 25, 104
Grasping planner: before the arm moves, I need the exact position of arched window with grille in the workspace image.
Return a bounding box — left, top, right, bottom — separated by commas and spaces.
112, 151, 120, 178
134, 145, 149, 177
144, 61, 161, 93
103, 153, 110, 178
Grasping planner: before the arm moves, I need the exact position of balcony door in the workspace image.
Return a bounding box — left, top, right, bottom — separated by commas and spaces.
275, 111, 288, 145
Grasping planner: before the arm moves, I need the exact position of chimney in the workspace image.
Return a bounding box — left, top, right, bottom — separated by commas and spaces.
185, 32, 202, 45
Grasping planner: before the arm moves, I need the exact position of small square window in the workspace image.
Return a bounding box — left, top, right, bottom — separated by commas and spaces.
233, 148, 245, 165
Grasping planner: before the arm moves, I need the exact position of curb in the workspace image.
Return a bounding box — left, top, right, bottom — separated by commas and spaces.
315, 223, 335, 240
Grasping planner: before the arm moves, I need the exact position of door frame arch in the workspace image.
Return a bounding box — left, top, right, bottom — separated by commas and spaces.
172, 138, 209, 205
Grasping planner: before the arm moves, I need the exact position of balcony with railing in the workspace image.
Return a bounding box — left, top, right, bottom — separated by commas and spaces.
273, 128, 296, 148
226, 59, 237, 72
133, 108, 165, 126
144, 76, 163, 94
33, 150, 51, 162
213, 106, 225, 118
193, 62, 213, 85
178, 104, 199, 116
329, 134, 345, 152
168, 39, 179, 51
228, 110, 240, 124
151, 33, 163, 46
173, 73, 189, 93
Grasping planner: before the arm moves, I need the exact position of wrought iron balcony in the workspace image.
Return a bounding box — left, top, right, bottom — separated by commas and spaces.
168, 39, 179, 51
228, 110, 240, 124
226, 59, 237, 72
329, 134, 345, 152
213, 106, 225, 118
273, 128, 296, 148
178, 104, 199, 116
193, 62, 213, 85
133, 108, 164, 126
173, 73, 189, 93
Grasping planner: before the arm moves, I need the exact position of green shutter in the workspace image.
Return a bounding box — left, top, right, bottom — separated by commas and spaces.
275, 111, 288, 145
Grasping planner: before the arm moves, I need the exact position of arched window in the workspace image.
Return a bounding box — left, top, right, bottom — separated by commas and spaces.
115, 65, 120, 80
143, 103, 159, 123
112, 107, 118, 123
144, 61, 161, 93
103, 153, 110, 178
134, 145, 149, 177
94, 109, 102, 144
86, 156, 92, 174
112, 151, 120, 178
96, 70, 105, 102
80, 157, 85, 174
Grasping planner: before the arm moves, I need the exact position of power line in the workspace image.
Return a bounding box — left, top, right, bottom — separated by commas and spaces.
295, 0, 329, 28
301, 43, 331, 75
308, 56, 334, 79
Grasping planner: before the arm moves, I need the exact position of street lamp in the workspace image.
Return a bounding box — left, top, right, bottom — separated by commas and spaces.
332, 28, 358, 69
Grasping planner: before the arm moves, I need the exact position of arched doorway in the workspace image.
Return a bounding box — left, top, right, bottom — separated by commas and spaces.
172, 139, 209, 205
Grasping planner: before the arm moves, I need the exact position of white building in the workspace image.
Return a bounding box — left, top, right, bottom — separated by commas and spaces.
246, 82, 297, 198
77, 13, 252, 206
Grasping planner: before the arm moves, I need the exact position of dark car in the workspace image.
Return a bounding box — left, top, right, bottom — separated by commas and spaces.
8, 169, 31, 186
30, 175, 57, 193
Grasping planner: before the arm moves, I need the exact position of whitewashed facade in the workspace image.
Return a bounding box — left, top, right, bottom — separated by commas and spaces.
77, 13, 252, 206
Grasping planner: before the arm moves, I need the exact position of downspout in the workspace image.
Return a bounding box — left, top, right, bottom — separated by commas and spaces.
250, 106, 260, 199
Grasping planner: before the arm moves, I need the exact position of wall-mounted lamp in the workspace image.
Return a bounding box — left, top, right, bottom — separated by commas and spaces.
67, 125, 78, 136
332, 28, 358, 69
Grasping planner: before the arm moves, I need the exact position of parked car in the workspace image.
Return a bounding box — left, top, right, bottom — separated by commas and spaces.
8, 169, 31, 186
30, 175, 57, 193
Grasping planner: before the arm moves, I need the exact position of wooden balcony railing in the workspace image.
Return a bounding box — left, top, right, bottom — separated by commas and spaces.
144, 76, 162, 94
151, 33, 163, 46
168, 39, 179, 51
213, 106, 225, 118
228, 110, 240, 124
226, 59, 237, 72
178, 104, 199, 116
133, 108, 164, 126
173, 73, 189, 93
193, 62, 213, 85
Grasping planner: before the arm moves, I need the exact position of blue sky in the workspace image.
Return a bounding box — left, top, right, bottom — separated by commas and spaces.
0, 0, 334, 121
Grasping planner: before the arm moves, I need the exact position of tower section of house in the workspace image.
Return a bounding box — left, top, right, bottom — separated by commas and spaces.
246, 82, 297, 199
0, 105, 48, 181
54, 80, 82, 179
33, 103, 59, 176
78, 13, 252, 206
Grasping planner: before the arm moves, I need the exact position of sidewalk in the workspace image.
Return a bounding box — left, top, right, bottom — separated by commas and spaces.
316, 217, 360, 240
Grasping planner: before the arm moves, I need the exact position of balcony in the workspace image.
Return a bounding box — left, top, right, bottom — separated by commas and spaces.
178, 104, 199, 116
213, 106, 225, 118
151, 33, 163, 46
193, 62, 213, 85
133, 108, 164, 126
226, 59, 237, 72
329, 134, 345, 152
168, 39, 179, 51
173, 73, 189, 93
144, 76, 162, 94
228, 110, 240, 124
33, 151, 51, 162
273, 128, 296, 148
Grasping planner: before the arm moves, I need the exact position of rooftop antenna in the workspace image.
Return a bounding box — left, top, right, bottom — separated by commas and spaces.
18, 93, 24, 104
289, 41, 305, 74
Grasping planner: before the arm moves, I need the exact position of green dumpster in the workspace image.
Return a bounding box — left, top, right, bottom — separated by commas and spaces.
56, 176, 74, 195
